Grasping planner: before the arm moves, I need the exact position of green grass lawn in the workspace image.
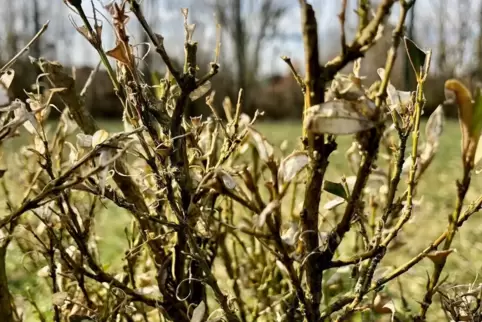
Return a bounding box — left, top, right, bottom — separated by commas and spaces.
3, 117, 482, 320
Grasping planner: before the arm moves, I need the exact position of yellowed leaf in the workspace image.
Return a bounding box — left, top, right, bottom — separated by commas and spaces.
445, 79, 476, 166
106, 43, 132, 66
304, 100, 376, 135
426, 249, 455, 265
92, 129, 109, 148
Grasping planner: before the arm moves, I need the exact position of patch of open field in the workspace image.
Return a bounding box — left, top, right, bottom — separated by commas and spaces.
2, 117, 482, 320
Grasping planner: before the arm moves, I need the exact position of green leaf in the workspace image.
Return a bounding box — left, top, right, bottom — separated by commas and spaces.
404, 37, 428, 80
151, 71, 161, 85
151, 71, 165, 100
471, 87, 482, 138
323, 180, 348, 200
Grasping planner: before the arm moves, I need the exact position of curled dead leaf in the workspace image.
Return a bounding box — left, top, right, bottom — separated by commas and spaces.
249, 127, 274, 162
190, 301, 206, 322
323, 197, 345, 210
278, 151, 309, 185
275, 260, 290, 277
257, 200, 280, 227
425, 104, 444, 147
378, 68, 413, 114
445, 79, 478, 168
12, 100, 41, 135
52, 291, 69, 306
280, 222, 299, 246
0, 69, 14, 91
426, 249, 456, 265
304, 100, 376, 135
106, 43, 132, 66
92, 129, 109, 148
373, 293, 396, 321
190, 80, 212, 101
76, 133, 93, 148
217, 170, 236, 190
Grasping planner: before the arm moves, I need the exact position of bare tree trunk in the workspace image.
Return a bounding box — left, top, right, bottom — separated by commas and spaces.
213, 0, 286, 115
232, 0, 247, 107
436, 0, 447, 74
32, 0, 41, 58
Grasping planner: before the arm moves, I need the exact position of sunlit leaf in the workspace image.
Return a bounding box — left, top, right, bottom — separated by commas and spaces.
52, 291, 69, 306
12, 100, 41, 135
328, 74, 365, 101
0, 70, 13, 106
304, 100, 376, 135
222, 96, 233, 122
278, 151, 309, 185
426, 249, 455, 265
0, 102, 21, 113
257, 200, 280, 227
60, 109, 78, 134
76, 133, 93, 148
34, 136, 46, 154
190, 80, 212, 101
323, 180, 348, 200
65, 142, 78, 164
190, 301, 206, 322
404, 37, 429, 79
92, 129, 109, 148
218, 170, 236, 189
137, 285, 160, 296
0, 69, 14, 89
280, 222, 299, 246
425, 104, 444, 147
373, 293, 396, 321
239, 113, 251, 128
345, 176, 357, 193
377, 69, 413, 113
249, 127, 274, 162
37, 265, 50, 277
387, 87, 412, 113
170, 84, 182, 98
323, 197, 345, 210
280, 140, 289, 152
275, 260, 290, 278
151, 71, 165, 100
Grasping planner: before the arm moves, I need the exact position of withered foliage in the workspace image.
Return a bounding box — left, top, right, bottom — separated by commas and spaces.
1, 1, 482, 322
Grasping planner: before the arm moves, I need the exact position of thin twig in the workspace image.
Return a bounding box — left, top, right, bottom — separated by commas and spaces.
1, 21, 50, 72
281, 56, 305, 93
80, 60, 101, 97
